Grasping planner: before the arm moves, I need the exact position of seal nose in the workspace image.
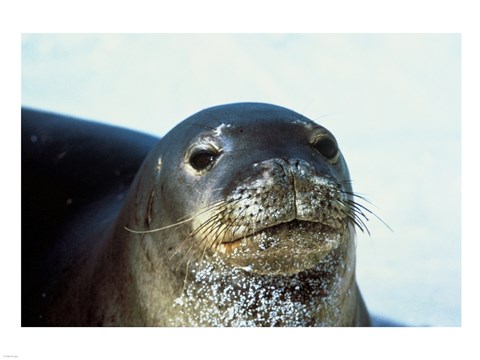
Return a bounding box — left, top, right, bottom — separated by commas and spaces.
286, 159, 312, 220
226, 157, 339, 228
288, 158, 311, 177
283, 158, 333, 221
269, 158, 320, 220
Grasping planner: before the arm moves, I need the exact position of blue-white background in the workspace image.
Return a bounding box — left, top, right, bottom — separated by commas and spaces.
21, 33, 461, 326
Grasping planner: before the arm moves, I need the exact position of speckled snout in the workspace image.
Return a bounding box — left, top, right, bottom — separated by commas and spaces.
221, 158, 348, 240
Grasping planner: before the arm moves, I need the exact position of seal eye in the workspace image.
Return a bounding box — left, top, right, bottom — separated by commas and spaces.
189, 149, 218, 171
313, 137, 339, 160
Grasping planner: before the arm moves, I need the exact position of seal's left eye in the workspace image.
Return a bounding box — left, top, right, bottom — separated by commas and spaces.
313, 137, 339, 161
189, 149, 218, 171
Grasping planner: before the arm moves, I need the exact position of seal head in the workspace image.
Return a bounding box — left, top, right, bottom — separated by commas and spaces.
121, 103, 369, 326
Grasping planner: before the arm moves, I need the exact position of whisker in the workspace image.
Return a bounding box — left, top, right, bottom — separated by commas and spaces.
341, 190, 373, 204
168, 208, 229, 263
175, 200, 225, 222
171, 203, 240, 268
346, 211, 370, 235
124, 200, 226, 234
346, 199, 392, 232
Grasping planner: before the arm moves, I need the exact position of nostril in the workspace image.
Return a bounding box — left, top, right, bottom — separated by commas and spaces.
289, 158, 309, 170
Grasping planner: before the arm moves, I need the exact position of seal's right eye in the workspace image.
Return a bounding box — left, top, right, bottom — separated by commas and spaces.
189, 149, 218, 171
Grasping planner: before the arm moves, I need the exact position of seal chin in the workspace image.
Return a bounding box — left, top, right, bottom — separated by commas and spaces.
219, 219, 348, 276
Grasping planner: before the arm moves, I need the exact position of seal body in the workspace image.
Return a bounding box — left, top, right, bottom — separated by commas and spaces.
21, 103, 371, 326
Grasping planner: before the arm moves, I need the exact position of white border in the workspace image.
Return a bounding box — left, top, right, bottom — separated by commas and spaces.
2, 1, 479, 358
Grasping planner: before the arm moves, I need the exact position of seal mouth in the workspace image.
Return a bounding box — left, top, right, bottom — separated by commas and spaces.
217, 219, 347, 275
219, 219, 339, 253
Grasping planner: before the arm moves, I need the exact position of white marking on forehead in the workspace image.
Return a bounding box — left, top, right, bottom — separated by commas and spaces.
293, 118, 308, 125
292, 118, 315, 129
213, 123, 232, 136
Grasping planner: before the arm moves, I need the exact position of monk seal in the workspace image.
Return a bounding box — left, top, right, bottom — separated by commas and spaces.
21, 103, 371, 326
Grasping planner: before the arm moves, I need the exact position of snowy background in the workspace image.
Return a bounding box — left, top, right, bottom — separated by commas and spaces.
21, 33, 461, 326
